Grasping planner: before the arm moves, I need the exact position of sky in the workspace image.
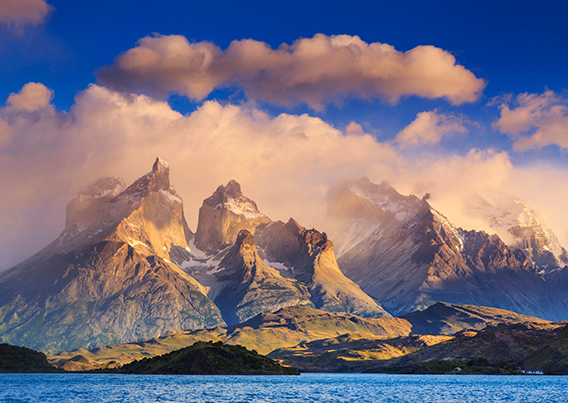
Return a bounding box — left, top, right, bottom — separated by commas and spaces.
1, 0, 568, 270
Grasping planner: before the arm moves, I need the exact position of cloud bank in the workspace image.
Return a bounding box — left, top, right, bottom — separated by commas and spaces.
98, 34, 486, 110
0, 0, 53, 30
2, 82, 567, 271
493, 90, 568, 150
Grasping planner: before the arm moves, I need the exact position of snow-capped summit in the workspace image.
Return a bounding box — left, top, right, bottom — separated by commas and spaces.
341, 177, 423, 222
466, 191, 567, 269
320, 177, 554, 318
204, 179, 266, 219
194, 180, 271, 253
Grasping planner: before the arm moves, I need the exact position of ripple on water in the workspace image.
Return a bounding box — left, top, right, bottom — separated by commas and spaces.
0, 373, 566, 403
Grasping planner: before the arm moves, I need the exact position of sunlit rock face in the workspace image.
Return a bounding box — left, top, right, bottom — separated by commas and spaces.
0, 158, 224, 354
466, 191, 568, 271
255, 218, 391, 318
194, 180, 271, 254
321, 177, 568, 320
209, 229, 313, 326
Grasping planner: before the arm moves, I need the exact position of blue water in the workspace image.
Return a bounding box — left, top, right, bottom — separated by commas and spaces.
0, 373, 567, 402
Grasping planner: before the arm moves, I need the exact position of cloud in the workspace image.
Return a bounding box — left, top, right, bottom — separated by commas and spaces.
6, 82, 53, 111
492, 90, 568, 150
98, 33, 486, 110
394, 110, 468, 147
0, 0, 53, 31
2, 82, 567, 272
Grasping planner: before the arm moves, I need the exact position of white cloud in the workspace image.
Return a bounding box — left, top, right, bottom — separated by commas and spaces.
6, 82, 53, 111
2, 83, 568, 271
98, 33, 486, 110
0, 0, 53, 30
492, 90, 568, 150
394, 110, 468, 147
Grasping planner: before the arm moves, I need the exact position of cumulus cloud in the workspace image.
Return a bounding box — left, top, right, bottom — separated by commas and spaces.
6, 82, 53, 111
0, 0, 53, 30
2, 82, 567, 271
492, 90, 568, 150
98, 33, 486, 110
394, 110, 468, 147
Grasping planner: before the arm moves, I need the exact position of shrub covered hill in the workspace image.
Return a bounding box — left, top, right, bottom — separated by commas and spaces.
116, 341, 299, 375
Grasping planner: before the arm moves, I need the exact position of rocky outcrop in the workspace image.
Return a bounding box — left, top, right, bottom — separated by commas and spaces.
0, 159, 224, 354
194, 180, 271, 253
203, 229, 313, 326
255, 218, 390, 317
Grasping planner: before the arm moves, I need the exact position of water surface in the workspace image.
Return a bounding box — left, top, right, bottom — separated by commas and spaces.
1, 373, 566, 402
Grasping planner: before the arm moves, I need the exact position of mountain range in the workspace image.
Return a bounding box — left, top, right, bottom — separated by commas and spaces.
1, 159, 568, 354
321, 177, 568, 319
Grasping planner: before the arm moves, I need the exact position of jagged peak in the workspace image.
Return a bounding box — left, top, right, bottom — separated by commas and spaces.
235, 229, 255, 247
284, 218, 304, 235
152, 157, 169, 172
205, 180, 244, 205
203, 180, 267, 219
121, 157, 179, 198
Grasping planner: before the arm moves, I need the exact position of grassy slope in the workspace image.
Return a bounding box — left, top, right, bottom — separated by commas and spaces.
49, 305, 412, 371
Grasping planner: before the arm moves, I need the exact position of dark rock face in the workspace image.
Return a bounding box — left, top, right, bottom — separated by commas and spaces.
321, 177, 568, 320
194, 180, 271, 253
0, 159, 224, 354
211, 229, 313, 326
255, 218, 390, 317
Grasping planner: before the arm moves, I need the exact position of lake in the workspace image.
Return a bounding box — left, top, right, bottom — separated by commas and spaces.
1, 373, 567, 402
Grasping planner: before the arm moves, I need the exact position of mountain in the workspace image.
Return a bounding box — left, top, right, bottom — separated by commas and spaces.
0, 159, 225, 354
466, 191, 568, 271
183, 180, 389, 323
194, 180, 271, 253
255, 218, 389, 317
321, 177, 568, 319
49, 305, 412, 370
197, 229, 313, 326
400, 301, 551, 335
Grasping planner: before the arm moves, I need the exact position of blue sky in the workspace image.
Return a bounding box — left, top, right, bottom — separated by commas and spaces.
1, 0, 568, 269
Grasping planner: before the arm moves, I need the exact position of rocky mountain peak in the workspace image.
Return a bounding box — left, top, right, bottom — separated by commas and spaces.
284, 217, 303, 235
302, 229, 331, 255
152, 156, 169, 172
466, 191, 567, 270
122, 157, 179, 199
195, 181, 271, 253
235, 228, 255, 248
